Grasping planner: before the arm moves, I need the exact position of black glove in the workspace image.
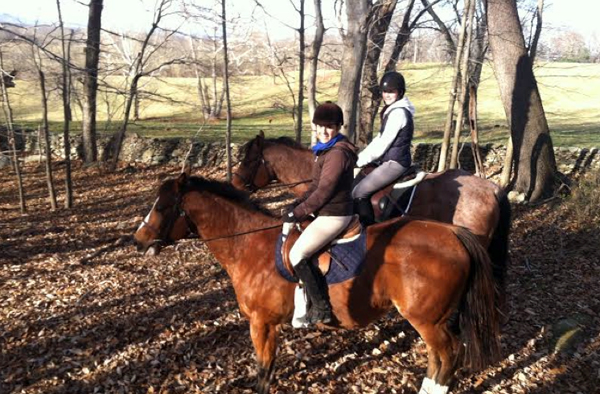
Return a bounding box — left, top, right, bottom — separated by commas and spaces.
282, 210, 296, 223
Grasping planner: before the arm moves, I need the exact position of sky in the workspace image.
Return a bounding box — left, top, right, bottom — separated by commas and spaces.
1, 0, 599, 41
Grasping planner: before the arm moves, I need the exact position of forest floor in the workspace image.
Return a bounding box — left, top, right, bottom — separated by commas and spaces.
1, 161, 599, 394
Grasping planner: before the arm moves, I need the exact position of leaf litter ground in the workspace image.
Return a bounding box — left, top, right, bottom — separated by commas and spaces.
1, 162, 599, 394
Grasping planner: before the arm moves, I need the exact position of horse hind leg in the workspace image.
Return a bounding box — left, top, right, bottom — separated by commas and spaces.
250, 320, 278, 394
416, 322, 459, 394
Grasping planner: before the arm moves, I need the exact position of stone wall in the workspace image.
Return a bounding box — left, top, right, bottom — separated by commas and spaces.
2, 129, 599, 177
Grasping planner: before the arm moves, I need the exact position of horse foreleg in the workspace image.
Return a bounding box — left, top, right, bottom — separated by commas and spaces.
250, 320, 278, 394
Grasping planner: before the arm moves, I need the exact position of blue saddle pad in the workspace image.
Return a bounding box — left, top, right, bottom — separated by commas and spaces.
275, 230, 367, 284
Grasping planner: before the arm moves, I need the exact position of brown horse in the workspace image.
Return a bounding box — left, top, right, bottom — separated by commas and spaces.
232, 132, 511, 296
134, 171, 502, 394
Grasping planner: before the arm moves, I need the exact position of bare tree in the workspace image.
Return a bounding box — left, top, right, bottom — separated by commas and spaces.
294, 0, 305, 143
486, 0, 557, 201
107, 0, 185, 171
307, 0, 324, 147
468, 84, 485, 176
357, 0, 397, 148
502, 0, 544, 186
221, 0, 233, 180
437, 0, 471, 171
0, 51, 26, 213
30, 27, 58, 209
449, 0, 476, 169
337, 0, 371, 141
422, 0, 456, 58
56, 0, 74, 208
82, 0, 103, 163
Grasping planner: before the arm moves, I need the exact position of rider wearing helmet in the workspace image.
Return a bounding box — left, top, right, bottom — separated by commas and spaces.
352, 71, 415, 226
283, 101, 357, 325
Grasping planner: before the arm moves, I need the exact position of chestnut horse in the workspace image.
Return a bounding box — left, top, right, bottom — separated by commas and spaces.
231, 132, 511, 297
134, 172, 502, 394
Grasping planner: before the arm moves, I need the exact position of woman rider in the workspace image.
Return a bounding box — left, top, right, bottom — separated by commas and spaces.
282, 101, 357, 325
352, 71, 416, 226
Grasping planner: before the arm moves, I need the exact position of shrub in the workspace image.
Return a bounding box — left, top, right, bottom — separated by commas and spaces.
564, 170, 600, 224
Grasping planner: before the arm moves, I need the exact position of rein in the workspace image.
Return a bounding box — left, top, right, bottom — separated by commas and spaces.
173, 192, 282, 243
261, 178, 311, 190
235, 141, 311, 192
197, 223, 282, 243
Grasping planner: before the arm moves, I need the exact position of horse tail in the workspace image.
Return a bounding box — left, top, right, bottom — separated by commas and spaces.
488, 190, 511, 314
453, 226, 502, 371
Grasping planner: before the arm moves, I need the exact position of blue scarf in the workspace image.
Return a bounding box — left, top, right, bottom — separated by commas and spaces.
312, 133, 345, 155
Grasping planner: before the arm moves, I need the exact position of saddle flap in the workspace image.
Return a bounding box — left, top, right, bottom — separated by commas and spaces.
281, 216, 361, 278
282, 226, 331, 277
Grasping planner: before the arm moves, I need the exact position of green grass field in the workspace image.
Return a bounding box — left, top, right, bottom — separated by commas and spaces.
6, 62, 600, 147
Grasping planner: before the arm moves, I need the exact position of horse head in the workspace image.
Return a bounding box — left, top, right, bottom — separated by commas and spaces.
134, 170, 193, 256
232, 130, 273, 192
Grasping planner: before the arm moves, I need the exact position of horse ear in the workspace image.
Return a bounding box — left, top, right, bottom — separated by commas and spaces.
176, 169, 189, 188
181, 163, 191, 177
256, 130, 264, 149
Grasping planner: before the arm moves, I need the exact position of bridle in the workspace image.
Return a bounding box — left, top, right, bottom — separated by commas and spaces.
145, 189, 281, 247
233, 143, 310, 192
232, 144, 275, 192
139, 194, 195, 248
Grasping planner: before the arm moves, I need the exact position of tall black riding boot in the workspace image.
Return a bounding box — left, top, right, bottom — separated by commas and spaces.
293, 259, 333, 324
354, 197, 374, 226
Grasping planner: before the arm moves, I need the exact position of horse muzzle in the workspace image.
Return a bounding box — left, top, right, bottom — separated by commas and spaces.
135, 238, 163, 256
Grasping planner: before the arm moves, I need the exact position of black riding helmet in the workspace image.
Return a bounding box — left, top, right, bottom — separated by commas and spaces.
313, 101, 344, 126
380, 71, 406, 98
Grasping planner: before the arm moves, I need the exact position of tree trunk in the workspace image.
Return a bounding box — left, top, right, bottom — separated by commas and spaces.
0, 59, 26, 213
529, 0, 544, 62
108, 0, 166, 170
468, 84, 485, 177
486, 0, 556, 201
294, 0, 305, 144
211, 35, 219, 118
82, 0, 103, 163
110, 75, 140, 170
337, 0, 371, 141
422, 0, 456, 59
189, 35, 209, 119
449, 0, 475, 169
500, 135, 513, 187
307, 0, 324, 147
57, 0, 73, 208
221, 0, 233, 181
383, 0, 418, 73
437, 0, 470, 171
357, 0, 397, 148
133, 91, 140, 121
38, 69, 58, 209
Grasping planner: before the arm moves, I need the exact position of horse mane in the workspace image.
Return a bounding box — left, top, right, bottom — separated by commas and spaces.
269, 136, 307, 150
183, 176, 276, 217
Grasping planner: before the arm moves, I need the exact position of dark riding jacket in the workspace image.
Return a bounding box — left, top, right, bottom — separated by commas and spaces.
292, 137, 357, 220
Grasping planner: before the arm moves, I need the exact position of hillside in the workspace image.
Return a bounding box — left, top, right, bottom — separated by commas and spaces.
6, 62, 600, 147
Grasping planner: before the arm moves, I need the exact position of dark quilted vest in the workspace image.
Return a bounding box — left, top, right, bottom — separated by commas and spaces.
380, 107, 414, 167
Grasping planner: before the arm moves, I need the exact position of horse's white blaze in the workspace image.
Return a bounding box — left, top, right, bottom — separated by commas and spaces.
138, 198, 159, 231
